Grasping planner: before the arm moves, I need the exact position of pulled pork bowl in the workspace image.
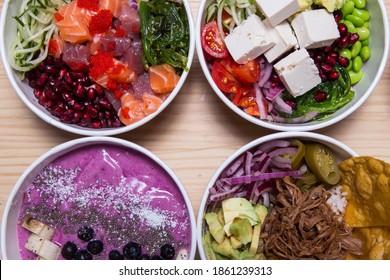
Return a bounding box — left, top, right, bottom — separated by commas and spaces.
197, 131, 367, 260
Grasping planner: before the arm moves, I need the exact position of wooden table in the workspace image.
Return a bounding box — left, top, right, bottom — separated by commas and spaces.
0, 0, 389, 256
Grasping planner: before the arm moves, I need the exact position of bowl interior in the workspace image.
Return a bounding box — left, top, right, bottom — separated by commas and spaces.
0, 0, 195, 136
196, 131, 358, 259
196, 0, 389, 131
1, 137, 197, 260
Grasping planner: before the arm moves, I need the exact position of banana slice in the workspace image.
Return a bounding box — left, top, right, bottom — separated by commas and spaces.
20, 215, 54, 239
25, 234, 45, 254
176, 248, 188, 260
37, 240, 61, 260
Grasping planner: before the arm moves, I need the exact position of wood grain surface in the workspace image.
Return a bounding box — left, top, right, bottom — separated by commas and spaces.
0, 0, 389, 255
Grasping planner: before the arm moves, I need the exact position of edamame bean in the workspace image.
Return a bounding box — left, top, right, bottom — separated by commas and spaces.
363, 21, 369, 29
352, 8, 370, 21
356, 27, 370, 41
339, 49, 352, 60
351, 41, 362, 58
361, 38, 370, 46
345, 14, 365, 27
353, 56, 363, 72
352, 0, 366, 9
341, 1, 355, 16
343, 20, 356, 33
360, 46, 371, 61
349, 70, 363, 85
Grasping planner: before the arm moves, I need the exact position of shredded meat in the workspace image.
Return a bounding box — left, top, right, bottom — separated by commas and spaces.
260, 177, 363, 260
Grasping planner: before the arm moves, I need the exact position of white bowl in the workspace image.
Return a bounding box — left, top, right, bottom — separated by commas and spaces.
196, 0, 389, 131
197, 131, 358, 260
0, 0, 195, 136
1, 137, 197, 260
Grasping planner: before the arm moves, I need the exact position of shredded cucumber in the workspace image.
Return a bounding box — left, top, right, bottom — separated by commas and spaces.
210, 0, 257, 35
9, 0, 68, 73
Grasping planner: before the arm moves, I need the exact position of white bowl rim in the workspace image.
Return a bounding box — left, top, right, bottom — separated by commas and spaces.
195, 0, 390, 132
196, 131, 359, 260
0, 136, 197, 260
0, 0, 196, 136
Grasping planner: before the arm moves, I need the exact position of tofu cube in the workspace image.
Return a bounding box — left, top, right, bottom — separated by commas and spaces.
274, 49, 321, 97
255, 0, 300, 27
224, 14, 275, 64
264, 20, 298, 63
25, 234, 45, 254
291, 9, 340, 49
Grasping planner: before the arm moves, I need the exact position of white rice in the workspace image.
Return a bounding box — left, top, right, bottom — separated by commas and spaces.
326, 185, 348, 218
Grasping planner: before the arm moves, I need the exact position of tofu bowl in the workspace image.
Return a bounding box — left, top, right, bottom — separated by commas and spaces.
1, 137, 196, 260
0, 0, 195, 136
197, 131, 361, 260
196, 0, 389, 131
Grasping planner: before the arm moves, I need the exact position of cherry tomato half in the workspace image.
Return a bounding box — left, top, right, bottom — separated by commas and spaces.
232, 59, 260, 84
201, 21, 228, 58
211, 60, 240, 94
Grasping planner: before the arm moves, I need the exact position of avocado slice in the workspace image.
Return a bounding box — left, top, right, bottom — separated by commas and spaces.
229, 217, 253, 245
211, 238, 240, 259
222, 198, 260, 226
249, 223, 261, 255
203, 231, 217, 260
230, 236, 243, 249
204, 212, 225, 244
254, 204, 268, 223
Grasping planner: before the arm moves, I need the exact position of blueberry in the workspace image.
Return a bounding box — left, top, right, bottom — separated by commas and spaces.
77, 226, 94, 242
61, 241, 78, 260
160, 244, 175, 260
123, 242, 142, 259
151, 255, 163, 260
87, 240, 103, 255
74, 250, 93, 260
138, 254, 151, 260
109, 249, 125, 260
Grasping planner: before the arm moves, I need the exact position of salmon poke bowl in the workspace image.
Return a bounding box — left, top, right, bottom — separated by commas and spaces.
1, 137, 196, 260
197, 132, 390, 260
0, 0, 195, 135
196, 0, 389, 131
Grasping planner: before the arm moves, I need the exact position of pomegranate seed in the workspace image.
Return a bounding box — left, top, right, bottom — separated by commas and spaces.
337, 36, 349, 49
321, 63, 333, 73
319, 72, 327, 82
328, 71, 340, 81
349, 33, 360, 45
324, 46, 333, 53
333, 10, 343, 22
285, 101, 296, 108
86, 105, 98, 118
88, 88, 96, 100
338, 56, 350, 68
313, 54, 324, 63
26, 56, 123, 129
328, 51, 339, 60
270, 73, 281, 83
73, 102, 84, 111
338, 23, 348, 37
314, 91, 327, 102
90, 121, 102, 129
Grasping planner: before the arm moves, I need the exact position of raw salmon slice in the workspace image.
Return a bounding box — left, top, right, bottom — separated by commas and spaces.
149, 64, 180, 94
55, 1, 92, 44
100, 0, 124, 18
142, 94, 163, 116
119, 93, 145, 125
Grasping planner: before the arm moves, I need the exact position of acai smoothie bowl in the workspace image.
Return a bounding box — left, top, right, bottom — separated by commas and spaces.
1, 137, 196, 260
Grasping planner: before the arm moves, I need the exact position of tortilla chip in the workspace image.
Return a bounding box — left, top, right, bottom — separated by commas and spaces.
339, 156, 390, 227
347, 227, 390, 260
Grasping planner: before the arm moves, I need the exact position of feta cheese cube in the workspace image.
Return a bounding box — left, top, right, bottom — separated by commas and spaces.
224, 14, 276, 64
255, 0, 300, 27
291, 9, 340, 49
264, 20, 298, 63
274, 49, 321, 97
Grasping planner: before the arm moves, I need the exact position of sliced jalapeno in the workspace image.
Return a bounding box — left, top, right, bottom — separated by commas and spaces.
290, 139, 305, 170
304, 143, 341, 185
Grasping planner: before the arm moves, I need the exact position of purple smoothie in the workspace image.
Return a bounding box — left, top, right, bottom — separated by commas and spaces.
17, 144, 192, 260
